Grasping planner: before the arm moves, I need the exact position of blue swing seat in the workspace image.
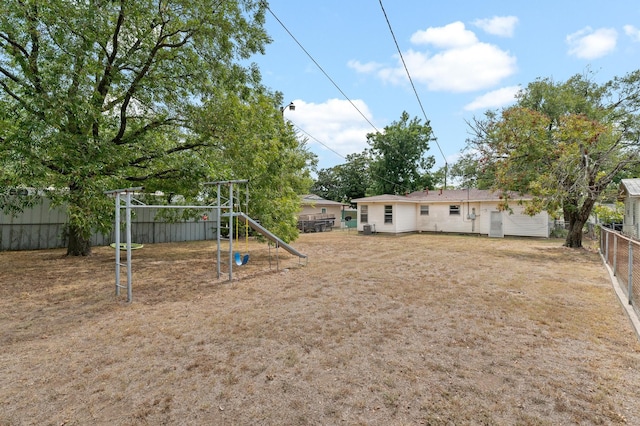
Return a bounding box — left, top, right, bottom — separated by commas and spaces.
234, 252, 250, 266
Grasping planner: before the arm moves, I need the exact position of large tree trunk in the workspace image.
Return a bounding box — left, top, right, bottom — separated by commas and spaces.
67, 224, 92, 256
564, 220, 584, 248
66, 181, 92, 256
563, 198, 597, 249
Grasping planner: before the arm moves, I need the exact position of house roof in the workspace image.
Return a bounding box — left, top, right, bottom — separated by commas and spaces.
620, 179, 640, 197
352, 189, 533, 204
300, 194, 349, 206
351, 194, 417, 204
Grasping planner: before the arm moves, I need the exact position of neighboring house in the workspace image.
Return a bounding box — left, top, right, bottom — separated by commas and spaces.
619, 179, 640, 237
299, 194, 350, 228
352, 189, 549, 238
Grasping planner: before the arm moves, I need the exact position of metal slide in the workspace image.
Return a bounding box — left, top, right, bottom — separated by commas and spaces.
237, 213, 308, 259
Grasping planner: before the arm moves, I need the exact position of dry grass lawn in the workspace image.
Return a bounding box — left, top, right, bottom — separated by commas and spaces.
1, 231, 640, 425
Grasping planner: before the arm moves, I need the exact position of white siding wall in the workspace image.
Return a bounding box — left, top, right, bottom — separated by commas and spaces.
411, 201, 548, 237
635, 199, 640, 237
395, 204, 416, 233
365, 203, 390, 232
623, 198, 640, 237
417, 203, 478, 233
358, 200, 549, 237
501, 205, 549, 237
357, 203, 414, 233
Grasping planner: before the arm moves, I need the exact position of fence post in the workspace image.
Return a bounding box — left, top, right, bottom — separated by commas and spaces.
613, 233, 617, 276
115, 192, 121, 296
628, 242, 633, 306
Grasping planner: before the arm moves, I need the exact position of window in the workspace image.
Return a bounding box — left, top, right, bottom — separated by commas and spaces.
420, 205, 429, 216
321, 208, 327, 214
449, 205, 461, 215
360, 205, 368, 223
384, 205, 393, 223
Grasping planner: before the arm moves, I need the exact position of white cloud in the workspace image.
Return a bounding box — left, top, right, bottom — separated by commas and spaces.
353, 21, 517, 93
473, 16, 519, 37
566, 27, 617, 59
410, 21, 478, 48
464, 86, 520, 111
624, 25, 640, 42
347, 60, 382, 74
284, 99, 375, 167
400, 43, 516, 92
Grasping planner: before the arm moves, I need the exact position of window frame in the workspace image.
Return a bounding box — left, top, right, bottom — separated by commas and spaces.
384, 205, 393, 224
420, 205, 429, 216
449, 205, 461, 215
360, 205, 368, 224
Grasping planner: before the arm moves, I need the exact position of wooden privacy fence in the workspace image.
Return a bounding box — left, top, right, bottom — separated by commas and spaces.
1, 197, 218, 251
600, 225, 640, 319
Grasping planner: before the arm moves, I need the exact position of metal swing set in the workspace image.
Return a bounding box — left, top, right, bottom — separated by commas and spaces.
105, 179, 307, 302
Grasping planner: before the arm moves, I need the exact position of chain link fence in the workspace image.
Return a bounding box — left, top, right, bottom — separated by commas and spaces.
600, 225, 640, 319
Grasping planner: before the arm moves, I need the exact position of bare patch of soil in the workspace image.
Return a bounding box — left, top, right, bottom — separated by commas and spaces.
1, 231, 639, 425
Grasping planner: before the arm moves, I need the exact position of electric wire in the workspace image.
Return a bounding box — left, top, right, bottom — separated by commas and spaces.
286, 118, 345, 160
286, 117, 414, 194
264, 2, 417, 193
263, 3, 380, 134
377, 0, 449, 186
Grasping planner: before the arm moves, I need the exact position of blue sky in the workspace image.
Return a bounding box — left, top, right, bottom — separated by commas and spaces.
251, 1, 640, 172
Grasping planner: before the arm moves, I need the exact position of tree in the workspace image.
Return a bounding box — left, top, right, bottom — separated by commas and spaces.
0, 0, 310, 254
199, 92, 315, 243
466, 71, 640, 248
592, 202, 623, 227
367, 111, 435, 195
311, 167, 341, 201
311, 151, 372, 202
448, 152, 496, 189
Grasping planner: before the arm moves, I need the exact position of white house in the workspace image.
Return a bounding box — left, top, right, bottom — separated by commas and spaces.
619, 179, 640, 237
352, 189, 549, 238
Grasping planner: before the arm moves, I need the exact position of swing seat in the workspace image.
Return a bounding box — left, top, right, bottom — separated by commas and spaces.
234, 252, 250, 266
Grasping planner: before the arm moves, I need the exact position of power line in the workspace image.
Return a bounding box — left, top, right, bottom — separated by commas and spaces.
377, 0, 449, 187
286, 118, 345, 160
263, 3, 380, 134
264, 3, 417, 194
286, 118, 412, 193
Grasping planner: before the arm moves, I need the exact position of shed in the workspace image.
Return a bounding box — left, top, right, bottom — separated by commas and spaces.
352, 189, 549, 238
619, 179, 640, 237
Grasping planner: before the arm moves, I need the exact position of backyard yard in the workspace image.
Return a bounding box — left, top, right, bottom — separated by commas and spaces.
1, 231, 639, 425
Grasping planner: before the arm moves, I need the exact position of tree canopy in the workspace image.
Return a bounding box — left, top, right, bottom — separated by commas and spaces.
463, 70, 640, 248
310, 151, 372, 203
367, 111, 435, 195
310, 111, 437, 201
0, 0, 313, 254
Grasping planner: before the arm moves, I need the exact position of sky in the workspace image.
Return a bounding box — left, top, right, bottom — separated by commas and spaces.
250, 1, 640, 172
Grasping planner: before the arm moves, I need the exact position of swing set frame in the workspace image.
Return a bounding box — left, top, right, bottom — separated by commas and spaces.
105, 179, 250, 302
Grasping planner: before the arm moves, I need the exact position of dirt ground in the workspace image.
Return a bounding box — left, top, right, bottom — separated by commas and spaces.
1, 230, 640, 425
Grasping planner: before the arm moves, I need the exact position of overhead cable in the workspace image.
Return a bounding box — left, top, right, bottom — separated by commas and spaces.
263, 3, 380, 134
377, 0, 449, 186
264, 2, 413, 193
287, 118, 412, 193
